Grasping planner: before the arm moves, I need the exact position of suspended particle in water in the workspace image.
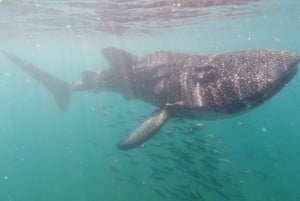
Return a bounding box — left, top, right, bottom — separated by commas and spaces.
208, 134, 215, 138
261, 127, 267, 133
247, 32, 252, 41
3, 176, 8, 180
196, 122, 204, 126
4, 72, 10, 77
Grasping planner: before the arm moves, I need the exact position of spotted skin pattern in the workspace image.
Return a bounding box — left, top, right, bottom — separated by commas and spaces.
100, 48, 300, 117
97, 48, 300, 150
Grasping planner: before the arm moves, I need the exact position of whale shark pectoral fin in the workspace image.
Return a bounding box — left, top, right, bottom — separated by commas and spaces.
2, 51, 71, 111
116, 108, 170, 150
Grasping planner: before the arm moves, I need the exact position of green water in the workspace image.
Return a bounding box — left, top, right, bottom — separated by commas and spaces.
1, 0, 300, 201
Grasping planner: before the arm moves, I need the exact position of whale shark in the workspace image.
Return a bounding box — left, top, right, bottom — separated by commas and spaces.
3, 47, 300, 150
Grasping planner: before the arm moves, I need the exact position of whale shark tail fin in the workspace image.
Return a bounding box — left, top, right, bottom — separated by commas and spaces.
2, 52, 71, 111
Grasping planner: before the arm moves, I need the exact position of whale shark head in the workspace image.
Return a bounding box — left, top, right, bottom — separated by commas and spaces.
232, 50, 300, 107
180, 49, 300, 114
254, 50, 300, 103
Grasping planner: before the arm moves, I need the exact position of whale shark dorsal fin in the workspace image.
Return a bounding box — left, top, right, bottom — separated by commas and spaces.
116, 108, 170, 150
2, 51, 71, 111
101, 47, 136, 70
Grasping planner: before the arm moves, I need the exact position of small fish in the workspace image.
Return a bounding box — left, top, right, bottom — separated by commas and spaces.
151, 188, 167, 199
208, 174, 223, 188
193, 179, 214, 191
149, 174, 165, 181
164, 187, 181, 198
108, 165, 119, 173
215, 190, 231, 200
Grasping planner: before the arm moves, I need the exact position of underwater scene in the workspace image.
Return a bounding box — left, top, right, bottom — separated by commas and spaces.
1, 0, 300, 201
